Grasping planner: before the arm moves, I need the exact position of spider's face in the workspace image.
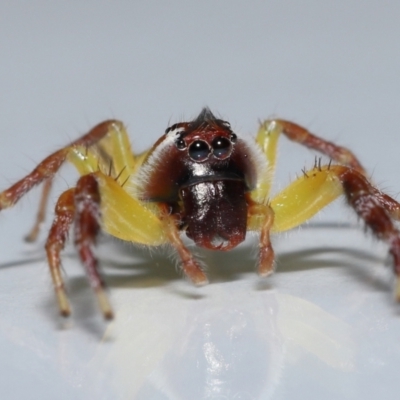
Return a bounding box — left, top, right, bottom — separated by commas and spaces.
166, 109, 237, 164
139, 108, 261, 204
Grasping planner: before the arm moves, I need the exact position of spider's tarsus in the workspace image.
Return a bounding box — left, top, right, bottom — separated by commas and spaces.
395, 278, 400, 302
56, 290, 71, 317
193, 277, 209, 287
258, 269, 274, 278
24, 231, 38, 243
104, 310, 114, 320
60, 309, 71, 318
95, 289, 114, 320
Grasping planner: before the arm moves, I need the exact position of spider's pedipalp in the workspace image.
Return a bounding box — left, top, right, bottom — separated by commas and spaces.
159, 205, 208, 286
247, 201, 275, 276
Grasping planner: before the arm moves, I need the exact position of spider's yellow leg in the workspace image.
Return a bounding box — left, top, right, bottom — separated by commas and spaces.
272, 165, 344, 233
94, 172, 167, 244
68, 146, 167, 244
69, 147, 207, 282
249, 164, 344, 233
91, 121, 149, 184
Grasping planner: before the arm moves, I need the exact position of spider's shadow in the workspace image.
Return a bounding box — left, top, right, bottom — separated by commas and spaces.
63, 238, 389, 302
4, 237, 388, 335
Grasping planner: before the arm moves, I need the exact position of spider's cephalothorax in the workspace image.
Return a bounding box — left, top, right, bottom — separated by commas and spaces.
1, 107, 400, 319
139, 108, 261, 250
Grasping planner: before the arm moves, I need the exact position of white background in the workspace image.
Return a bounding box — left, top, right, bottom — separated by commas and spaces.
1, 2, 400, 399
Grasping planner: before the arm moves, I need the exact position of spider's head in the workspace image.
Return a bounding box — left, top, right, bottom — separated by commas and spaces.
166, 108, 237, 163
138, 108, 260, 203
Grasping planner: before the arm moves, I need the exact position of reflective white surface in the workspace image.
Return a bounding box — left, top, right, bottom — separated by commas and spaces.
1, 2, 400, 399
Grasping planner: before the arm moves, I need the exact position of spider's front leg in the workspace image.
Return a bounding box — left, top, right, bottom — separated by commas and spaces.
252, 119, 400, 299
0, 120, 129, 242
260, 119, 367, 175
46, 173, 113, 319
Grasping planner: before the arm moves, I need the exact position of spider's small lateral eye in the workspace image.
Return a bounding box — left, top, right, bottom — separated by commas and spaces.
176, 137, 187, 150
165, 123, 177, 134
188, 140, 211, 162
230, 133, 237, 143
211, 136, 232, 160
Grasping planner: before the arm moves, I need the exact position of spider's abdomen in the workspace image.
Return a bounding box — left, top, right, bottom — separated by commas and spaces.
180, 180, 247, 250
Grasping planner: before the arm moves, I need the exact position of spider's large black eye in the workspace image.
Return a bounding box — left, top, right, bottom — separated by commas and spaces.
212, 136, 232, 160
188, 140, 211, 162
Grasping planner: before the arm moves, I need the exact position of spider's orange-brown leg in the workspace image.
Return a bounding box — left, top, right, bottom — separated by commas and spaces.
160, 206, 208, 285
248, 201, 275, 276
338, 166, 400, 295
0, 120, 125, 238
45, 188, 75, 316
74, 174, 113, 319
46, 173, 113, 319
263, 119, 367, 175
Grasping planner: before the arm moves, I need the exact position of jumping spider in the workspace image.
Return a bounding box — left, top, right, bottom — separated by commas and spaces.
1, 108, 399, 319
